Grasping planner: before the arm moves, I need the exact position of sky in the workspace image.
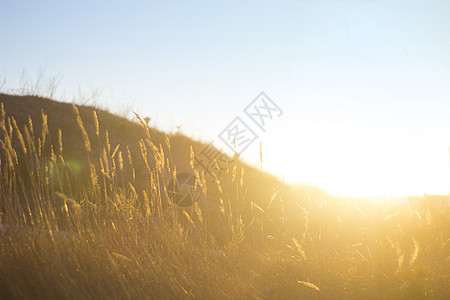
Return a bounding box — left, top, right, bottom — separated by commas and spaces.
1, 0, 450, 197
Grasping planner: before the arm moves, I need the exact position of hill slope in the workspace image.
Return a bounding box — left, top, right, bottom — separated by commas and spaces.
1, 93, 449, 299
0, 93, 285, 186
0, 93, 308, 234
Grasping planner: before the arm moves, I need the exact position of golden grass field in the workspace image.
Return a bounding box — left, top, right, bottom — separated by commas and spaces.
0, 93, 449, 299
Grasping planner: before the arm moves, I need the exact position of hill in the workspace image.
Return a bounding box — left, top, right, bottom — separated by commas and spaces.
0, 93, 286, 180
0, 93, 305, 241
1, 93, 449, 299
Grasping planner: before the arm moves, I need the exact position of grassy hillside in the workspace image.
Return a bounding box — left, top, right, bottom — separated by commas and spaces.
0, 93, 449, 299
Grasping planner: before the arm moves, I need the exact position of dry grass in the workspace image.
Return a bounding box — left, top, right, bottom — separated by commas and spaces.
0, 94, 449, 299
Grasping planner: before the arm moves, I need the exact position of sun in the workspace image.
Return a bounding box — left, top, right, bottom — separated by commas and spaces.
260, 128, 450, 198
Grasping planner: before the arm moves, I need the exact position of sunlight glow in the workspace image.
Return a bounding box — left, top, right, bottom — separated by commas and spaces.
262, 128, 450, 198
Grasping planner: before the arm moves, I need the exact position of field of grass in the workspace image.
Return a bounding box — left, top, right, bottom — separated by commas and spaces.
0, 94, 449, 299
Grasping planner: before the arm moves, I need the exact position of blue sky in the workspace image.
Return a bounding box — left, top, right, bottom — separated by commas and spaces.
1, 0, 450, 196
